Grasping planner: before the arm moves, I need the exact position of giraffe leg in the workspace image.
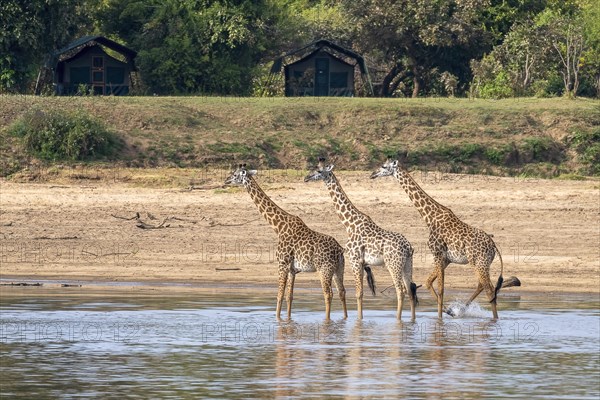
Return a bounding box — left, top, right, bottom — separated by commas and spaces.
276, 265, 289, 320
485, 281, 499, 319
476, 261, 499, 319
397, 291, 405, 320
437, 266, 445, 319
466, 282, 484, 305
386, 260, 407, 320
425, 267, 440, 303
286, 270, 295, 320
483, 277, 499, 319
410, 288, 416, 322
403, 253, 417, 322
490, 297, 499, 319
333, 270, 348, 319
351, 260, 364, 319
319, 270, 334, 320
426, 256, 449, 319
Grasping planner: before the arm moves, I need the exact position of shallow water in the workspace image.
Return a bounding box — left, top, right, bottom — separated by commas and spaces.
1, 287, 598, 399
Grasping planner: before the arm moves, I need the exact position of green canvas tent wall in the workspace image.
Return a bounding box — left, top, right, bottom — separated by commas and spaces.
46, 36, 137, 95
270, 39, 373, 97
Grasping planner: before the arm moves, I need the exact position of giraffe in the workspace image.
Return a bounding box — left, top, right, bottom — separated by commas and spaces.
225, 164, 347, 320
304, 159, 418, 321
370, 159, 507, 319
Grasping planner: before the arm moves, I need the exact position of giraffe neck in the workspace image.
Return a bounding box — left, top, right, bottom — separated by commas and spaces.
244, 176, 291, 235
324, 173, 370, 232
393, 169, 448, 226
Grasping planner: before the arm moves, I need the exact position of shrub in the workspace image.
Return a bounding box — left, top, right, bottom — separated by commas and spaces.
521, 136, 563, 163
479, 71, 513, 99
569, 128, 600, 175
485, 147, 506, 165
531, 80, 551, 98
251, 64, 284, 97
8, 108, 120, 161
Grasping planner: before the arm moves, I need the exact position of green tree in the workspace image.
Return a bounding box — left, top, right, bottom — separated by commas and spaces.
342, 0, 492, 97
98, 0, 278, 94
280, 0, 352, 46
0, 0, 97, 93
471, 0, 598, 98
471, 20, 555, 97
580, 0, 600, 96
480, 0, 548, 44
536, 8, 586, 97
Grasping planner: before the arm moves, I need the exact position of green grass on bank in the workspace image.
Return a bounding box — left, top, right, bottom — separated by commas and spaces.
1, 95, 599, 178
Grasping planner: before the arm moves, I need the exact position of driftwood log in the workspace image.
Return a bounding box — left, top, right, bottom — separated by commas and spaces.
112, 212, 257, 229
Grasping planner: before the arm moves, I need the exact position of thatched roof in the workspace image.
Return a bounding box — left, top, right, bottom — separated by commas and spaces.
271, 39, 368, 75
48, 36, 136, 68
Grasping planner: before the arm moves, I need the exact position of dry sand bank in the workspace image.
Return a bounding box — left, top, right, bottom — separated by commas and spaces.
1, 169, 598, 295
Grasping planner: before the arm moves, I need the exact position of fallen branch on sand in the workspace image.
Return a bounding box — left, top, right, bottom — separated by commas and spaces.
136, 217, 170, 229
111, 212, 140, 220
207, 218, 260, 228
183, 184, 225, 191
171, 216, 201, 224
112, 212, 255, 229
0, 282, 43, 287
112, 212, 201, 229
34, 235, 79, 240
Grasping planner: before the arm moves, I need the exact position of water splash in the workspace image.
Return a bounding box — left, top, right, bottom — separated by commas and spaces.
445, 300, 488, 318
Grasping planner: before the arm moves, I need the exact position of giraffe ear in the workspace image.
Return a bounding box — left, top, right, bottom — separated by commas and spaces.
247, 169, 258, 176
391, 160, 398, 168
326, 164, 335, 172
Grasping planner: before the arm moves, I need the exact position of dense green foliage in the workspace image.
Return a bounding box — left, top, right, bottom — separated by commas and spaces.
1, 0, 598, 97
8, 109, 120, 160
471, 0, 600, 98
96, 0, 280, 94
568, 127, 600, 175
0, 0, 97, 92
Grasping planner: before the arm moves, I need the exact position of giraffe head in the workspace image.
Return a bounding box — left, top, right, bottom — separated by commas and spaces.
370, 159, 399, 179
224, 164, 257, 186
304, 158, 335, 183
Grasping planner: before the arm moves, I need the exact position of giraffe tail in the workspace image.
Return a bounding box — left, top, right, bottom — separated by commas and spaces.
338, 253, 345, 271
491, 240, 504, 303
364, 266, 376, 296
410, 282, 420, 306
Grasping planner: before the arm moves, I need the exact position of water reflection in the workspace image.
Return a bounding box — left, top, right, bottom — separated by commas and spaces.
0, 289, 598, 398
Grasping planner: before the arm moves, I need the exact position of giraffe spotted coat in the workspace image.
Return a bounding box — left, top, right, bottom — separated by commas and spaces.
225, 165, 347, 320
305, 161, 418, 321
371, 159, 504, 319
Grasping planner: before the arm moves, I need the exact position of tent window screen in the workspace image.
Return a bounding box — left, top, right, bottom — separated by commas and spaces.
330, 72, 348, 88
93, 57, 103, 68
70, 67, 90, 84
93, 71, 104, 83
106, 67, 125, 84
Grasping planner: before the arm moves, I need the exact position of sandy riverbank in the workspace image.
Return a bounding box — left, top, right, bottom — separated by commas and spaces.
1, 169, 598, 295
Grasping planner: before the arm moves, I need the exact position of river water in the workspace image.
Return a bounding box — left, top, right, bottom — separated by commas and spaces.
1, 285, 598, 399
